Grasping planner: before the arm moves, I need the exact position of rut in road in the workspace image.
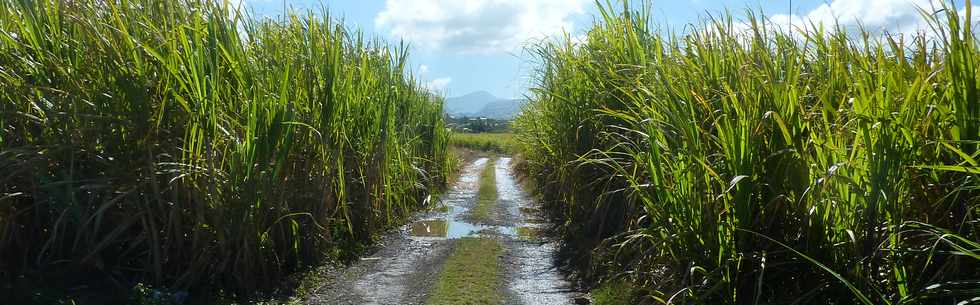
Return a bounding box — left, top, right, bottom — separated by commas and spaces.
307, 157, 578, 305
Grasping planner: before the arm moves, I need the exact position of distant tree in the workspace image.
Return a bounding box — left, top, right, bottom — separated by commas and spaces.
446, 116, 511, 133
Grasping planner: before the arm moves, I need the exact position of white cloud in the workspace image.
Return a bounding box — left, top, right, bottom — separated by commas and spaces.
425, 77, 453, 92
763, 0, 979, 37
415, 64, 450, 93
375, 0, 587, 54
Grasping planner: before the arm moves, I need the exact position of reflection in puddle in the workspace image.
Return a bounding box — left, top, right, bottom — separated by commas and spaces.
406, 158, 541, 241
409, 220, 448, 237
407, 218, 520, 239
408, 212, 518, 239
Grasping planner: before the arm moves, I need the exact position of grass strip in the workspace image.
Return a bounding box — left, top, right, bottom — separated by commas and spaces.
451, 133, 517, 154
426, 238, 503, 305
472, 158, 498, 222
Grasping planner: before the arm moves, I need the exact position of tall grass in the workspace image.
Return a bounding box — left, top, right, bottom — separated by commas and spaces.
0, 0, 450, 301
515, 1, 980, 304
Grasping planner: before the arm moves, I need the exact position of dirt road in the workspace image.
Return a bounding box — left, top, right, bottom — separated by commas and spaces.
307, 157, 579, 305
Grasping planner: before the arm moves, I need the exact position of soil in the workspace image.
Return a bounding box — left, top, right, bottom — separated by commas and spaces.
306, 157, 582, 305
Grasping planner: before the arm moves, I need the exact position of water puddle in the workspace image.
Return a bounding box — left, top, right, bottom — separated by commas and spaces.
409, 204, 517, 239
408, 220, 448, 238
407, 158, 516, 240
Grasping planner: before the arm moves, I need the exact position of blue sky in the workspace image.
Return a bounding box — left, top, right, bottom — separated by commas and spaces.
240, 0, 977, 99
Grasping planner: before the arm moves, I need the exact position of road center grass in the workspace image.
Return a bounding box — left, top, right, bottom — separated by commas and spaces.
426, 238, 503, 305
471, 158, 498, 223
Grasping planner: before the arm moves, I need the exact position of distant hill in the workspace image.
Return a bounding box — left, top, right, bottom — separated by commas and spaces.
444, 91, 525, 119
475, 99, 525, 119
444, 91, 498, 115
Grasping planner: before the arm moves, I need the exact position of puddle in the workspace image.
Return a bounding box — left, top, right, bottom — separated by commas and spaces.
407, 218, 511, 239
407, 158, 517, 240
408, 204, 518, 239
409, 220, 448, 237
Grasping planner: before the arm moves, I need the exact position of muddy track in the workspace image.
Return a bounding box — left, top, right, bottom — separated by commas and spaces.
307, 157, 579, 305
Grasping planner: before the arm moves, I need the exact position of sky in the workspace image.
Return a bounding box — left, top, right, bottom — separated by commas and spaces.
240, 0, 978, 99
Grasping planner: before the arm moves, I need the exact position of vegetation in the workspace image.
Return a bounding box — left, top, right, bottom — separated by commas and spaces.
0, 0, 450, 302
426, 237, 503, 305
590, 280, 635, 305
471, 159, 499, 223
447, 116, 512, 133
515, 1, 980, 304
451, 133, 517, 154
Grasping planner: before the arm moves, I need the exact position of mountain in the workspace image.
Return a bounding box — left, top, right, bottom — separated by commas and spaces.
474, 99, 525, 119
444, 90, 498, 115
444, 91, 525, 119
